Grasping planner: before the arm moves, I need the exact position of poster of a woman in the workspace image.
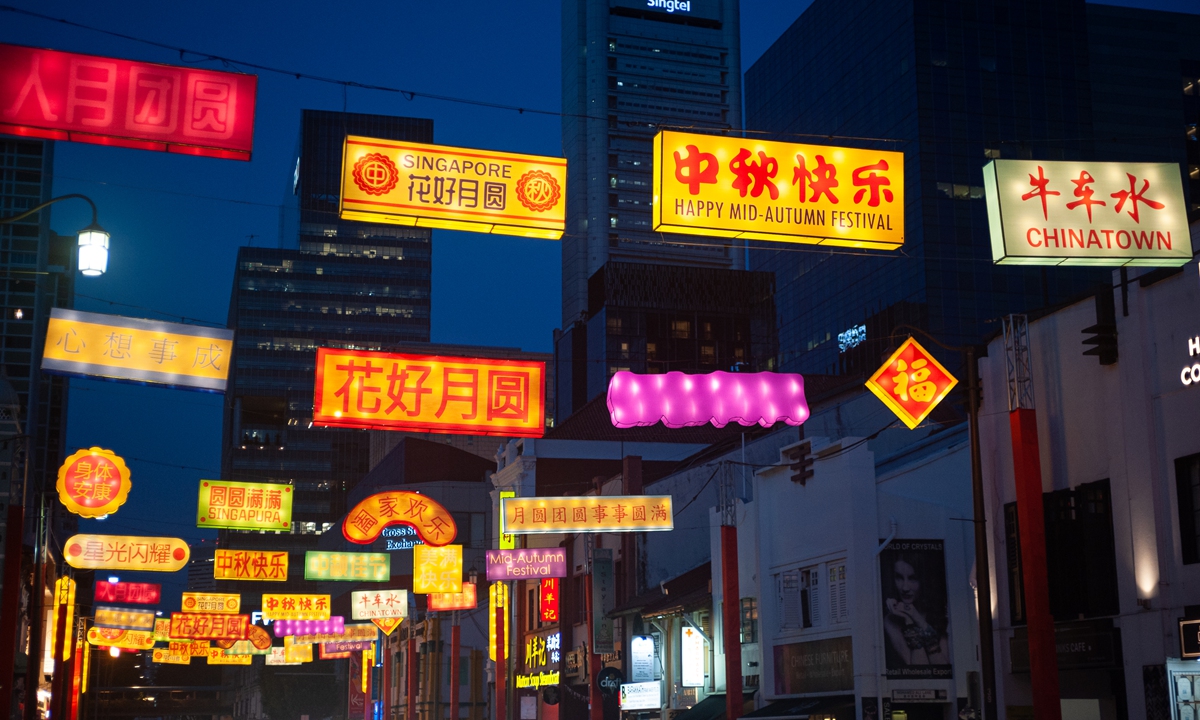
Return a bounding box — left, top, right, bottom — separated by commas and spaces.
879, 539, 953, 678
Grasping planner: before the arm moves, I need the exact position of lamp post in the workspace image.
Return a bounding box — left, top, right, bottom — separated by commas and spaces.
0, 193, 110, 277
888, 325, 996, 720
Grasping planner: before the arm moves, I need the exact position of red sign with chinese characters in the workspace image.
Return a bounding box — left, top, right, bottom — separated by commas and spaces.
313, 348, 546, 438
865, 337, 959, 430
56, 447, 132, 518
540, 579, 559, 623
343, 490, 457, 546
0, 43, 257, 160
169, 612, 250, 641
95, 581, 161, 605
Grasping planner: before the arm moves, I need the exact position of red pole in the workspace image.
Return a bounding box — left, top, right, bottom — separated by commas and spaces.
450, 622, 461, 720
495, 604, 506, 720
0, 477, 25, 710
381, 640, 390, 720
585, 563, 602, 720
1009, 409, 1061, 720
721, 525, 743, 720
406, 635, 417, 720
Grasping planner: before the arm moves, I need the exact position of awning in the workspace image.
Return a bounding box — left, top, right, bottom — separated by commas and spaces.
672, 693, 757, 720
742, 694, 857, 720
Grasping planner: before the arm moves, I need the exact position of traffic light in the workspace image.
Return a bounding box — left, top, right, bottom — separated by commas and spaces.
1081, 288, 1118, 366
784, 441, 813, 485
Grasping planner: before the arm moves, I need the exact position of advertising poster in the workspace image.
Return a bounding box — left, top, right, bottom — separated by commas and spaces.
878, 539, 952, 679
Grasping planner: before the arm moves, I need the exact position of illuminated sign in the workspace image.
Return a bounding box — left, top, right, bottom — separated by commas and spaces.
428, 581, 477, 612
0, 43, 257, 160
486, 548, 567, 581
153, 618, 172, 642
151, 648, 190, 665
320, 644, 351, 660
498, 490, 516, 549
373, 618, 403, 636
273, 618, 345, 638
95, 581, 160, 605
261, 594, 330, 621
652, 130, 904, 249
64, 534, 189, 572
540, 579, 559, 623
647, 0, 689, 12
86, 627, 154, 650
340, 135, 566, 239
266, 647, 301, 666
314, 348, 546, 438
1181, 336, 1200, 387
222, 641, 270, 656
681, 626, 704, 687
94, 606, 155, 631
524, 631, 560, 673
412, 544, 463, 594
206, 647, 252, 665
489, 582, 508, 661
838, 324, 867, 353
606, 370, 809, 429
382, 525, 424, 550
197, 480, 292, 530
42, 309, 235, 392
983, 159, 1191, 267
351, 590, 408, 620
620, 681, 661, 711
304, 551, 389, 582
56, 447, 132, 518
514, 671, 560, 689
342, 490, 457, 547
182, 592, 241, 614
323, 639, 374, 653
169, 640, 211, 657
52, 578, 75, 660
865, 337, 958, 430
169, 612, 250, 641
213, 549, 288, 581
630, 636, 654, 682
501, 496, 674, 535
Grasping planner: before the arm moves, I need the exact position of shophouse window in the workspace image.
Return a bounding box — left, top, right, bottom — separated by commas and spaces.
1177, 453, 1200, 564
777, 565, 822, 631
740, 598, 758, 643
828, 562, 849, 623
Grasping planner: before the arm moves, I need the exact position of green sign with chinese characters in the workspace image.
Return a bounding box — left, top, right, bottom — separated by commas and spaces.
197, 480, 292, 530
304, 551, 390, 582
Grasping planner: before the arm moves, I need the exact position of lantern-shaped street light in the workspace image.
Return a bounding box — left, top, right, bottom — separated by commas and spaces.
0, 193, 110, 277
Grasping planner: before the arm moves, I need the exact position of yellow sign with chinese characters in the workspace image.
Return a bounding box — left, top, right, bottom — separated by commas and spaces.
56, 447, 132, 519
313, 349, 546, 438
500, 496, 674, 535
205, 647, 252, 665
151, 648, 190, 665
86, 627, 154, 650
213, 549, 288, 581
865, 337, 959, 430
64, 534, 190, 572
42, 309, 234, 392
181, 593, 241, 614
653, 130, 905, 249
340, 135, 566, 239
153, 618, 172, 642
412, 544, 463, 595
489, 582, 508, 662
261, 594, 331, 620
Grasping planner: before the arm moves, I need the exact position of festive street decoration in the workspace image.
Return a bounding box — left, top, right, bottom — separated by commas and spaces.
606, 370, 809, 429
865, 337, 958, 430
181, 592, 240, 613
350, 590, 408, 620
197, 480, 292, 530
64, 534, 189, 572
213, 549, 288, 581
168, 613, 250, 641
55, 447, 132, 518
342, 490, 457, 546
303, 551, 389, 582
501, 496, 674, 535
413, 544, 463, 594
428, 582, 477, 612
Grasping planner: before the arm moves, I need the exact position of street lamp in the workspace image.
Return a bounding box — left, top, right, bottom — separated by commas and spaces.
0, 193, 110, 277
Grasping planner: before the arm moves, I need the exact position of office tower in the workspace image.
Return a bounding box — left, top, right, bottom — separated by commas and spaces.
0, 137, 72, 506
561, 0, 744, 327
745, 0, 1120, 376
219, 110, 432, 565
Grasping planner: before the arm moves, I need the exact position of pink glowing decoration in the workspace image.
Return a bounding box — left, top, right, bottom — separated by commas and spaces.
606, 371, 810, 429
273, 617, 345, 638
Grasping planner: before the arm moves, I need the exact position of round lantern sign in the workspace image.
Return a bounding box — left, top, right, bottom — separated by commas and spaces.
56, 447, 132, 518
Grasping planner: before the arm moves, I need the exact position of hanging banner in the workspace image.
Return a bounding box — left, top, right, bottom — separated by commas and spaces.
169, 612, 250, 641
412, 544, 463, 594
42, 308, 235, 392
340, 135, 566, 239
181, 592, 241, 614
591, 549, 615, 654
501, 496, 673, 535
55, 447, 132, 518
86, 627, 154, 650
213, 549, 288, 581
350, 590, 408, 620
151, 648, 190, 665
488, 582, 509, 661
64, 534, 189, 572
206, 647, 252, 665
652, 129, 905, 249
865, 337, 959, 430
606, 370, 810, 429
94, 606, 155, 631
303, 551, 389, 582
540, 579, 559, 623
0, 43, 257, 159
983, 159, 1191, 267
95, 581, 160, 605
197, 480, 292, 530
373, 618, 403, 636
342, 490, 457, 546
428, 582, 477, 612
486, 548, 567, 581
313, 348, 546, 438
261, 594, 331, 621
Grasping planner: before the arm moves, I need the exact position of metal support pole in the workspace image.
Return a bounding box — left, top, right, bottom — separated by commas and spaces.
585, 537, 602, 720
495, 604, 505, 720
966, 348, 998, 720
450, 614, 461, 720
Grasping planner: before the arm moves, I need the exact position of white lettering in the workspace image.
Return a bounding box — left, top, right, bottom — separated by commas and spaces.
4, 53, 58, 121
646, 0, 691, 12
1189, 336, 1200, 357
1182, 364, 1200, 387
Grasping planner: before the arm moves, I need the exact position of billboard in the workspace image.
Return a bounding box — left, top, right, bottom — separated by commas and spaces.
340, 135, 566, 238
879, 539, 952, 679
42, 309, 234, 392
197, 480, 292, 530
652, 129, 904, 249
313, 348, 546, 438
0, 43, 256, 160
983, 159, 1191, 266
501, 496, 673, 535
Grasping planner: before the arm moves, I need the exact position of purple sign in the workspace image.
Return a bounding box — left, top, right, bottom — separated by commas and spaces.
486, 548, 568, 581
273, 617, 344, 637
607, 370, 809, 429
324, 640, 374, 653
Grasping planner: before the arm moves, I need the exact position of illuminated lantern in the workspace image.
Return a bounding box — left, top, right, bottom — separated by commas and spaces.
77, 224, 109, 277
342, 490, 457, 546
273, 617, 345, 638
606, 370, 809, 429
865, 337, 958, 430
56, 448, 132, 518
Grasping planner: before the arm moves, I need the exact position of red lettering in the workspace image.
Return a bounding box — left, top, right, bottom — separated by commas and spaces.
1026, 228, 1042, 247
